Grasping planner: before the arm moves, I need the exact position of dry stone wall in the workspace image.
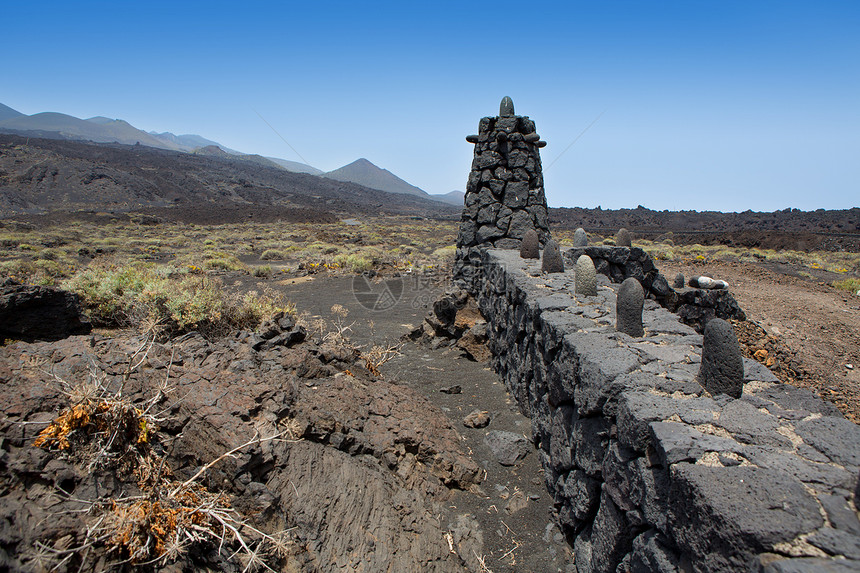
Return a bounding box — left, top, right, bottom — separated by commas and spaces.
474, 248, 860, 573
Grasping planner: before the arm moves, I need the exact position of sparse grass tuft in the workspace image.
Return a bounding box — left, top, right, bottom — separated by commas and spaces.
832, 277, 860, 293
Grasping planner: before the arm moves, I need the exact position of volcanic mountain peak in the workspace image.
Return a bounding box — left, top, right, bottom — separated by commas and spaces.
324, 158, 428, 197
0, 103, 25, 122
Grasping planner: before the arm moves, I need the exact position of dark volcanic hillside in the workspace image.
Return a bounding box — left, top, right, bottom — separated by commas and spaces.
552, 205, 860, 251
0, 135, 459, 221
324, 158, 428, 197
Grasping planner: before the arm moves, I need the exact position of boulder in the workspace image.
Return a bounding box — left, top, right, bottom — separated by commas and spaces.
484, 431, 530, 466
463, 410, 491, 428
0, 283, 91, 342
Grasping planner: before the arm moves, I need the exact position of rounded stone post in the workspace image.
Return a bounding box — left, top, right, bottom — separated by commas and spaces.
520, 229, 540, 259
575, 254, 597, 296
673, 272, 685, 289
573, 228, 588, 247
698, 318, 744, 398
616, 277, 645, 337
541, 239, 564, 273
616, 228, 631, 247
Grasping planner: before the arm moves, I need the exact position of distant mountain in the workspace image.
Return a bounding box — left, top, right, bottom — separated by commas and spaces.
324, 158, 428, 198
431, 190, 465, 206
265, 157, 323, 175
0, 103, 24, 122
148, 131, 240, 154
0, 104, 324, 177
192, 145, 283, 170
0, 133, 459, 221
0, 112, 180, 150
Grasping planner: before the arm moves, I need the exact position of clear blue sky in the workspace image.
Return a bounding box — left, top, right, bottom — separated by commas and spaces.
4, 1, 859, 211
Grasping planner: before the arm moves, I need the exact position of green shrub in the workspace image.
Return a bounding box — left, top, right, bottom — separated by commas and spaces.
333, 253, 373, 273
203, 257, 246, 271
431, 245, 456, 260
260, 249, 286, 260
253, 265, 273, 278
64, 262, 292, 338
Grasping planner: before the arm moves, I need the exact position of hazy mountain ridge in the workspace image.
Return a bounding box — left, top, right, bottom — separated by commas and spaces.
0, 112, 177, 150
192, 145, 284, 170
148, 131, 242, 154
2, 104, 468, 203
433, 190, 465, 206
0, 134, 458, 221
0, 104, 321, 176
266, 157, 324, 175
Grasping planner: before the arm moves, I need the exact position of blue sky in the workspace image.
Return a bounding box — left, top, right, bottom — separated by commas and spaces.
4, 1, 859, 211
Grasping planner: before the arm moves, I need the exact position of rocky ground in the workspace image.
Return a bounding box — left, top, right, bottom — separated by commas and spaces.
2, 251, 859, 571
0, 272, 576, 572
659, 259, 860, 423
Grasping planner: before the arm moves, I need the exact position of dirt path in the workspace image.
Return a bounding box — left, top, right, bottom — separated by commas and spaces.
278, 273, 575, 572
659, 260, 860, 422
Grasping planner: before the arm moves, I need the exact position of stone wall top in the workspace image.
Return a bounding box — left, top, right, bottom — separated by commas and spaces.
476, 248, 860, 573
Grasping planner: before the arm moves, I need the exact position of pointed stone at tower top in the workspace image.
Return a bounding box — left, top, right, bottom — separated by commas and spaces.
500, 96, 515, 117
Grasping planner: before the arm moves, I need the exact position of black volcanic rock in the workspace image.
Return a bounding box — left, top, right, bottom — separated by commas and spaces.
0, 283, 91, 341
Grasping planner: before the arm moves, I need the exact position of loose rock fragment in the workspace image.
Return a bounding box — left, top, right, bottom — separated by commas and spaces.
440, 385, 462, 394
484, 430, 530, 466
542, 239, 564, 273
575, 254, 597, 296
616, 277, 645, 337
698, 318, 744, 398
463, 410, 491, 428
689, 275, 728, 290
673, 272, 685, 289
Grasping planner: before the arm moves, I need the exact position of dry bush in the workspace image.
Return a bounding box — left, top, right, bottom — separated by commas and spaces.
31, 357, 296, 571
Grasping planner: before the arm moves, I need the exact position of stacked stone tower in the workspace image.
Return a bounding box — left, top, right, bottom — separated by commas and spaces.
453, 97, 551, 291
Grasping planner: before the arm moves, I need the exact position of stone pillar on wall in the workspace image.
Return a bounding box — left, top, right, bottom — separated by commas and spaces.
453, 96, 551, 292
